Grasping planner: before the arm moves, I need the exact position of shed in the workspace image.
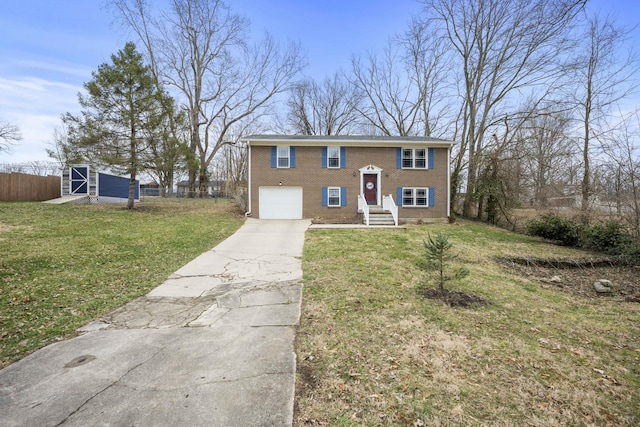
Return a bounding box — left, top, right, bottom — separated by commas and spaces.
61, 165, 139, 203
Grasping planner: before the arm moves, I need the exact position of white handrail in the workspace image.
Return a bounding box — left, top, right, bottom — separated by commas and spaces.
358, 194, 370, 226
383, 194, 398, 226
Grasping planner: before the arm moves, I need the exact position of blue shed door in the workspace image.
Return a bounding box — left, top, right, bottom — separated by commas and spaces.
70, 166, 89, 194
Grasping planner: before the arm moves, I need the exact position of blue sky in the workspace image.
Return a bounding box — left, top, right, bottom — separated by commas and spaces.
0, 0, 638, 163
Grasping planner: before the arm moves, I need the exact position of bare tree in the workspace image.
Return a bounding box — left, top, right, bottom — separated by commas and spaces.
23, 161, 60, 176
567, 12, 640, 220
110, 0, 305, 196
421, 0, 585, 217
0, 119, 22, 153
227, 142, 247, 190
0, 161, 59, 175
286, 73, 362, 135
518, 110, 576, 208
140, 101, 190, 196
601, 109, 640, 237
47, 119, 100, 167
474, 116, 530, 225
351, 37, 436, 136
398, 17, 453, 138
211, 141, 246, 194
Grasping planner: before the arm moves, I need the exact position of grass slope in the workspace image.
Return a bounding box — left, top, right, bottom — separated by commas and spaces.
296, 222, 640, 426
0, 199, 243, 367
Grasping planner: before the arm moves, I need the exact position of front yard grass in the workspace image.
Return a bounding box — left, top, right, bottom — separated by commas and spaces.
296, 221, 640, 426
0, 198, 243, 368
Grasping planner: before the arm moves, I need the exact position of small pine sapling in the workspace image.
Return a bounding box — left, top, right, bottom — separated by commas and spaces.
420, 232, 469, 292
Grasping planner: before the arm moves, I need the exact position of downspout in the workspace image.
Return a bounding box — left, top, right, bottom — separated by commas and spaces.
447, 145, 451, 218
244, 140, 252, 217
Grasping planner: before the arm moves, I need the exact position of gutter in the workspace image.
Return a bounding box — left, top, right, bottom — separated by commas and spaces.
447, 145, 451, 218
244, 140, 252, 217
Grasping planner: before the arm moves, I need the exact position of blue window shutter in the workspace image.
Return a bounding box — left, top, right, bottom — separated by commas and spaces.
321, 187, 328, 206
321, 147, 327, 168
341, 187, 347, 206
270, 146, 277, 168
429, 187, 435, 207
396, 148, 402, 168
340, 147, 347, 168
290, 146, 296, 168
428, 148, 435, 169
396, 187, 403, 206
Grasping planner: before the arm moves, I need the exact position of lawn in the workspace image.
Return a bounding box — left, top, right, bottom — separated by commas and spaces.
295, 221, 640, 426
0, 198, 244, 368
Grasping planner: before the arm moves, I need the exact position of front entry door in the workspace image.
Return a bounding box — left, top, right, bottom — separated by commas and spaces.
363, 173, 377, 205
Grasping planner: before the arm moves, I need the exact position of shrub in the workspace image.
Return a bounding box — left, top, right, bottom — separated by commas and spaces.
525, 214, 640, 264
620, 240, 640, 266
526, 213, 580, 246
582, 221, 632, 255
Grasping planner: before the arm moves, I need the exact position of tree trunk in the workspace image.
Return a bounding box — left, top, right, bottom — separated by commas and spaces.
128, 120, 137, 210
198, 163, 208, 198
188, 113, 199, 198
127, 174, 136, 209
476, 195, 484, 220
581, 103, 591, 223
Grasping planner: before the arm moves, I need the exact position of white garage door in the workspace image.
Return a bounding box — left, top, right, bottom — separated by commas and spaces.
259, 186, 303, 219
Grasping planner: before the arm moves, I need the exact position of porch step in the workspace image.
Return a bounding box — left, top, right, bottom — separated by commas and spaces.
364, 212, 396, 226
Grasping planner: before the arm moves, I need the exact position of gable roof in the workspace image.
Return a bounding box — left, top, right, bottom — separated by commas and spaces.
240, 134, 455, 148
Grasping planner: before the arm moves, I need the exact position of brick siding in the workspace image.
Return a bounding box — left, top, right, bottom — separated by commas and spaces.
250, 145, 449, 222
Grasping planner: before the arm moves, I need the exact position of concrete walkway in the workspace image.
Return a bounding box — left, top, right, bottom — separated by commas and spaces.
0, 219, 310, 427
42, 195, 89, 204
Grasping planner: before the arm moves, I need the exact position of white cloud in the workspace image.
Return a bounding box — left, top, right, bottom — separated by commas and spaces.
2, 114, 60, 163
0, 75, 83, 163
12, 59, 93, 80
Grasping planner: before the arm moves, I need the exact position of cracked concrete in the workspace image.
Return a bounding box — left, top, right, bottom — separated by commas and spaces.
0, 219, 310, 427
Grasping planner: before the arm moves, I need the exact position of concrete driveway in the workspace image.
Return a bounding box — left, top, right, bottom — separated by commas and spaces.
0, 219, 310, 427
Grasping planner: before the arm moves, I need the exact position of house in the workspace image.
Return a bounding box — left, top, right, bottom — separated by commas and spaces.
140, 181, 160, 197
240, 135, 454, 224
176, 180, 227, 197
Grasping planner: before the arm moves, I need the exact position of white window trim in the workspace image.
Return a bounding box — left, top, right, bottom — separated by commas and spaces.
327, 186, 341, 207
277, 146, 290, 168
402, 148, 427, 169
403, 187, 429, 207
327, 146, 340, 168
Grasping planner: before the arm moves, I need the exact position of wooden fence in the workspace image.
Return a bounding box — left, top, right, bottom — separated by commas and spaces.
0, 172, 61, 201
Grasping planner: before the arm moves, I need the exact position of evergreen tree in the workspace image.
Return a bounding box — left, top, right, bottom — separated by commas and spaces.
421, 232, 469, 292
63, 42, 176, 208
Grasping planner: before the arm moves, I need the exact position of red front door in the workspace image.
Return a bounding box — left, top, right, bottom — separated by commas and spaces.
364, 174, 377, 205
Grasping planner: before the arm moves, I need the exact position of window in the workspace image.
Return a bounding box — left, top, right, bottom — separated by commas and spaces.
402, 148, 427, 169
328, 187, 341, 207
322, 186, 347, 207
277, 146, 290, 168
415, 149, 426, 168
402, 187, 429, 207
327, 147, 340, 168
322, 146, 346, 168
271, 146, 296, 168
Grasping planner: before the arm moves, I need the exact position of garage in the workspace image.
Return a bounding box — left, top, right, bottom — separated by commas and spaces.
259, 186, 303, 219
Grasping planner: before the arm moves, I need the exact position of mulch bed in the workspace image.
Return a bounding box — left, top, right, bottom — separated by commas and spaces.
420, 288, 489, 308
496, 256, 640, 302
